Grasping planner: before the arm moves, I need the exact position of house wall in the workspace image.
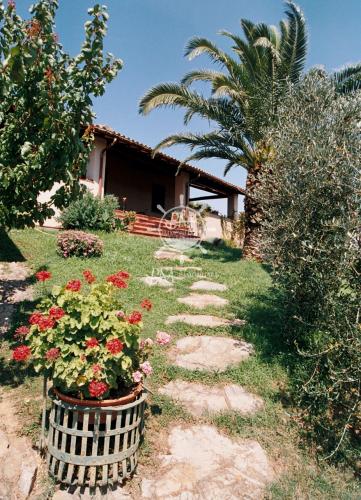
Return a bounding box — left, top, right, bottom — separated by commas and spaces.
104, 149, 178, 215
37, 137, 106, 228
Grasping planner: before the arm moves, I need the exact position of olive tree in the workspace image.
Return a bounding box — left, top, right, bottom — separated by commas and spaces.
0, 0, 122, 228
259, 72, 361, 464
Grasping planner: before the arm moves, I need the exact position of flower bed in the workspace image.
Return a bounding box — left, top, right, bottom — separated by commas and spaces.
57, 230, 103, 259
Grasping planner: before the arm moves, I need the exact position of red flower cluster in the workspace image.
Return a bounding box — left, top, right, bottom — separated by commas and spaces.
66, 280, 82, 292
116, 271, 130, 279
88, 380, 109, 398
29, 312, 43, 325
128, 311, 142, 325
35, 270, 52, 282
45, 348, 60, 361
49, 306, 65, 320
38, 316, 55, 332
83, 270, 96, 284
14, 326, 30, 338
29, 312, 55, 331
106, 338, 124, 355
13, 345, 31, 362
86, 337, 99, 349
106, 274, 128, 289
141, 299, 152, 311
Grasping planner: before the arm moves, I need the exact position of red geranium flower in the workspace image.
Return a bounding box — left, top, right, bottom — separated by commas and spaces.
37, 316, 55, 332
106, 274, 128, 289
29, 312, 44, 325
141, 299, 152, 311
88, 380, 109, 399
14, 326, 30, 338
116, 271, 130, 279
127, 311, 142, 325
12, 345, 31, 362
86, 337, 99, 349
35, 271, 51, 281
49, 306, 65, 320
35, 270, 52, 282
106, 338, 124, 355
66, 280, 82, 292
45, 348, 60, 361
83, 270, 96, 284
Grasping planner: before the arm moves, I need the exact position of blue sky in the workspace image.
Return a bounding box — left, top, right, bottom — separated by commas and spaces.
14, 0, 361, 213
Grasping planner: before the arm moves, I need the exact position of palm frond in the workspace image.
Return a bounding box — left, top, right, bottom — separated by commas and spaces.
332, 64, 361, 93
184, 37, 228, 65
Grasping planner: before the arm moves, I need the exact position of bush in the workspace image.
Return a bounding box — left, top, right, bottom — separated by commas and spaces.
57, 231, 103, 258
259, 73, 361, 464
58, 192, 120, 232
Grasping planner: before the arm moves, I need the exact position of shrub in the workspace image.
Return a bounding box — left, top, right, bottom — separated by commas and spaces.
12, 271, 171, 399
259, 73, 361, 464
58, 192, 120, 232
57, 231, 103, 258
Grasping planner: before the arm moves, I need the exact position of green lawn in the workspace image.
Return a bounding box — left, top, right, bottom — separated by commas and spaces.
1, 228, 359, 499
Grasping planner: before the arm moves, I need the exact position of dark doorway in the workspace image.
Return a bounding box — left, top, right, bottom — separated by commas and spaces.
151, 184, 166, 212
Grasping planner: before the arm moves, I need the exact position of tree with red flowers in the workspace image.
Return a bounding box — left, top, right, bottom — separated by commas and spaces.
0, 0, 122, 228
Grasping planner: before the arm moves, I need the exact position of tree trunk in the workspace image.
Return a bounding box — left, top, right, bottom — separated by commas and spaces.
242, 164, 262, 261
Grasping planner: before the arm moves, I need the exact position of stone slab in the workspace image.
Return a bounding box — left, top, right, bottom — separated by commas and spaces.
165, 314, 246, 328
190, 280, 228, 292
177, 293, 228, 309
169, 335, 253, 371
18, 463, 37, 498
159, 380, 264, 417
140, 276, 172, 287
154, 249, 192, 262
141, 424, 274, 499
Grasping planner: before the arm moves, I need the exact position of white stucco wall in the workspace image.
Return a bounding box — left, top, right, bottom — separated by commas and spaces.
37, 137, 106, 228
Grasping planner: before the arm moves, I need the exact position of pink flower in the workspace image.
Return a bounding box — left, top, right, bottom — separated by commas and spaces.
116, 310, 125, 319
132, 371, 143, 383
156, 331, 171, 345
14, 326, 30, 338
92, 364, 102, 374
66, 279, 82, 292
140, 361, 153, 376
140, 338, 153, 349
45, 348, 60, 361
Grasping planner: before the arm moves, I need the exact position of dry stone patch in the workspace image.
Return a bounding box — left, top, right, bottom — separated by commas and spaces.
159, 380, 264, 417
141, 424, 274, 499
165, 313, 245, 328
190, 280, 228, 292
169, 335, 253, 371
177, 293, 229, 309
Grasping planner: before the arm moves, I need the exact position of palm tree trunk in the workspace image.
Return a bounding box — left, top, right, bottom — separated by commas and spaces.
243, 164, 262, 261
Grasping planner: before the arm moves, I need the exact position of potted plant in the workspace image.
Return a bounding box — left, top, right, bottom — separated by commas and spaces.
12, 269, 171, 486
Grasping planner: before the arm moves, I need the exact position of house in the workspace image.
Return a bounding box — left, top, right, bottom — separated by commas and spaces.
39, 124, 245, 239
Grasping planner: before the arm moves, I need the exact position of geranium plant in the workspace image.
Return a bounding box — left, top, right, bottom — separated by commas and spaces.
12, 270, 170, 399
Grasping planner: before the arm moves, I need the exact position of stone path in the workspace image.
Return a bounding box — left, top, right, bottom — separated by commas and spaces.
0, 262, 33, 335
154, 248, 192, 262
141, 425, 274, 499
165, 313, 245, 328
159, 380, 264, 417
190, 279, 228, 292
177, 293, 229, 309
169, 336, 254, 371
140, 276, 173, 287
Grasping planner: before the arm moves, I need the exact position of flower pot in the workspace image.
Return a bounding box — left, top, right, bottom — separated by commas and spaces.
53, 385, 142, 423
46, 385, 146, 488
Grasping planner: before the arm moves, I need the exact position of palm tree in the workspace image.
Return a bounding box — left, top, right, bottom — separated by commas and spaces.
139, 1, 307, 259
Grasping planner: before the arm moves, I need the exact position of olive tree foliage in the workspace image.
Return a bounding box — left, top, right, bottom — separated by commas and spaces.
0, 0, 122, 228
259, 72, 360, 463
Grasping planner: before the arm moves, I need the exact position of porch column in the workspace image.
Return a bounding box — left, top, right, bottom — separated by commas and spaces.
227, 194, 238, 219
174, 172, 190, 207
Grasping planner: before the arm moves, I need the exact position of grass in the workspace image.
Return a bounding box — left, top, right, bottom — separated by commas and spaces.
0, 228, 360, 498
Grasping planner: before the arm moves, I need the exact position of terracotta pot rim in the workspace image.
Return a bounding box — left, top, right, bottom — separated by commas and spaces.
53, 383, 143, 407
